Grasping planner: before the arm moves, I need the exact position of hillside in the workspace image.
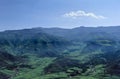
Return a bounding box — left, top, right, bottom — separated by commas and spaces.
40, 26, 120, 41
0, 26, 120, 79
0, 29, 70, 56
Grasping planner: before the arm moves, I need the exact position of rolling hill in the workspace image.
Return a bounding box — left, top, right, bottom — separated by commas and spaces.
0, 26, 120, 79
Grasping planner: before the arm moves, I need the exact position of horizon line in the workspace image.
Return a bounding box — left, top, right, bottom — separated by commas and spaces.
1, 25, 120, 32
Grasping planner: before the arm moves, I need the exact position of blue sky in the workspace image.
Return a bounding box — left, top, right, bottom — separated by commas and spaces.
0, 0, 120, 30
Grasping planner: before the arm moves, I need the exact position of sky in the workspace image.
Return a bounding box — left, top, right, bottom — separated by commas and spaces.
0, 0, 120, 31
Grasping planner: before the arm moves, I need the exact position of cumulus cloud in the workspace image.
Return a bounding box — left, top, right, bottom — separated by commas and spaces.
63, 10, 107, 19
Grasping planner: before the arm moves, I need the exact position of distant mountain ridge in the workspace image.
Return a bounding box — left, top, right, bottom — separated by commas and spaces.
0, 26, 120, 79
35, 26, 120, 41
1, 26, 120, 41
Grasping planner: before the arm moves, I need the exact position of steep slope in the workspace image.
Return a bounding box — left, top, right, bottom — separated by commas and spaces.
0, 29, 70, 57
0, 51, 17, 79
0, 51, 16, 68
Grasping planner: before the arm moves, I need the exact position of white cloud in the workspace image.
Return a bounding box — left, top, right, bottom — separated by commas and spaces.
63, 10, 107, 19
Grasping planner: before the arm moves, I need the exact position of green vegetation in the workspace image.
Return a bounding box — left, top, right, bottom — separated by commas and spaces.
1, 27, 120, 79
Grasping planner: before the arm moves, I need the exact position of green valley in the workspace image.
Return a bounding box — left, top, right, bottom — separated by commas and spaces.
0, 26, 120, 79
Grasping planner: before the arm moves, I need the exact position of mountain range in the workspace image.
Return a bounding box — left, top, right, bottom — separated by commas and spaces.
0, 26, 120, 79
